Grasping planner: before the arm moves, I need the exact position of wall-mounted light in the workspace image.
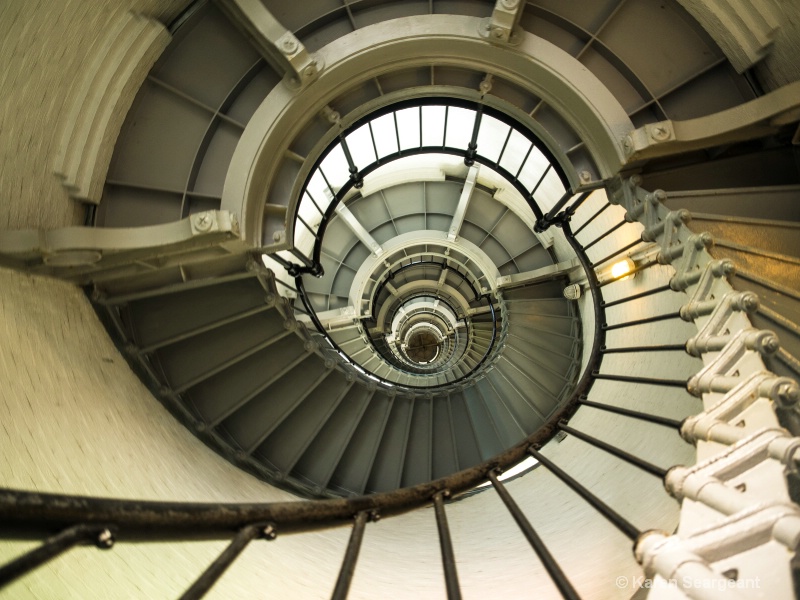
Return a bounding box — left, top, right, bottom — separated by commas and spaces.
610, 257, 635, 280
597, 257, 635, 284
563, 283, 582, 300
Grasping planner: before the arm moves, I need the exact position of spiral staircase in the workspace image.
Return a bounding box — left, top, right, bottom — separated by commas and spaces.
1, 0, 800, 598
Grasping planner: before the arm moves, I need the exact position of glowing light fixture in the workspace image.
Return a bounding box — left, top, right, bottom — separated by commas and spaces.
610, 257, 635, 280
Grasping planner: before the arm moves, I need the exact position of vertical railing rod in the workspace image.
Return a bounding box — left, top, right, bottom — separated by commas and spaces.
543, 189, 578, 221
592, 372, 687, 388
602, 311, 682, 331
442, 106, 449, 147
513, 142, 534, 179
367, 122, 380, 165
577, 398, 684, 429
290, 247, 314, 269
530, 164, 551, 197
339, 134, 363, 188
601, 284, 672, 308
464, 105, 483, 166
274, 279, 298, 294
600, 344, 686, 354
297, 214, 319, 240
557, 424, 668, 478
0, 524, 114, 588
330, 511, 370, 600
392, 112, 402, 156
564, 189, 596, 217
589, 239, 642, 268
180, 524, 274, 600
270, 253, 300, 275
488, 471, 581, 600
495, 126, 513, 166
433, 491, 462, 600
572, 202, 610, 237
319, 167, 338, 200
528, 448, 641, 540
581, 220, 628, 251
304, 190, 326, 218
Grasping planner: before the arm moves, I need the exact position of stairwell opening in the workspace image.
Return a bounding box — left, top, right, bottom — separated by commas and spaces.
265, 98, 585, 394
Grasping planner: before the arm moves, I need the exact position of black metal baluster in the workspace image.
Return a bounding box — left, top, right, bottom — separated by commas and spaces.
464, 105, 483, 166
600, 344, 686, 354
331, 511, 370, 600
297, 214, 320, 240
528, 448, 641, 541
289, 247, 315, 269
180, 523, 275, 600
578, 398, 683, 429
270, 253, 301, 276
339, 135, 363, 189
601, 284, 672, 308
0, 524, 114, 588
558, 423, 668, 478
582, 220, 627, 251
488, 471, 581, 600
573, 202, 610, 237
590, 239, 641, 268
577, 398, 684, 429
433, 491, 461, 600
535, 189, 576, 231
592, 372, 687, 388
602, 311, 682, 331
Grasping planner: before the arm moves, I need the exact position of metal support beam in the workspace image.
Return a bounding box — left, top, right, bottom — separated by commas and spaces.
335, 203, 384, 257
303, 305, 358, 331
437, 268, 448, 288
496, 258, 581, 289
0, 211, 246, 285
214, 0, 322, 87
448, 166, 478, 241
623, 81, 800, 162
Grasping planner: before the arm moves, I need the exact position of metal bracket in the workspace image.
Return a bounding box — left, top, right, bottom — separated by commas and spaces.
684, 290, 776, 357
214, 0, 322, 88
0, 210, 246, 285
625, 188, 665, 232
670, 428, 798, 493
687, 327, 797, 398
478, 0, 524, 45
671, 257, 734, 293
683, 371, 800, 446
623, 81, 800, 162
636, 504, 800, 598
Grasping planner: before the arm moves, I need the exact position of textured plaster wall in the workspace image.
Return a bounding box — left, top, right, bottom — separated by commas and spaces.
757, 0, 800, 89
0, 0, 187, 230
